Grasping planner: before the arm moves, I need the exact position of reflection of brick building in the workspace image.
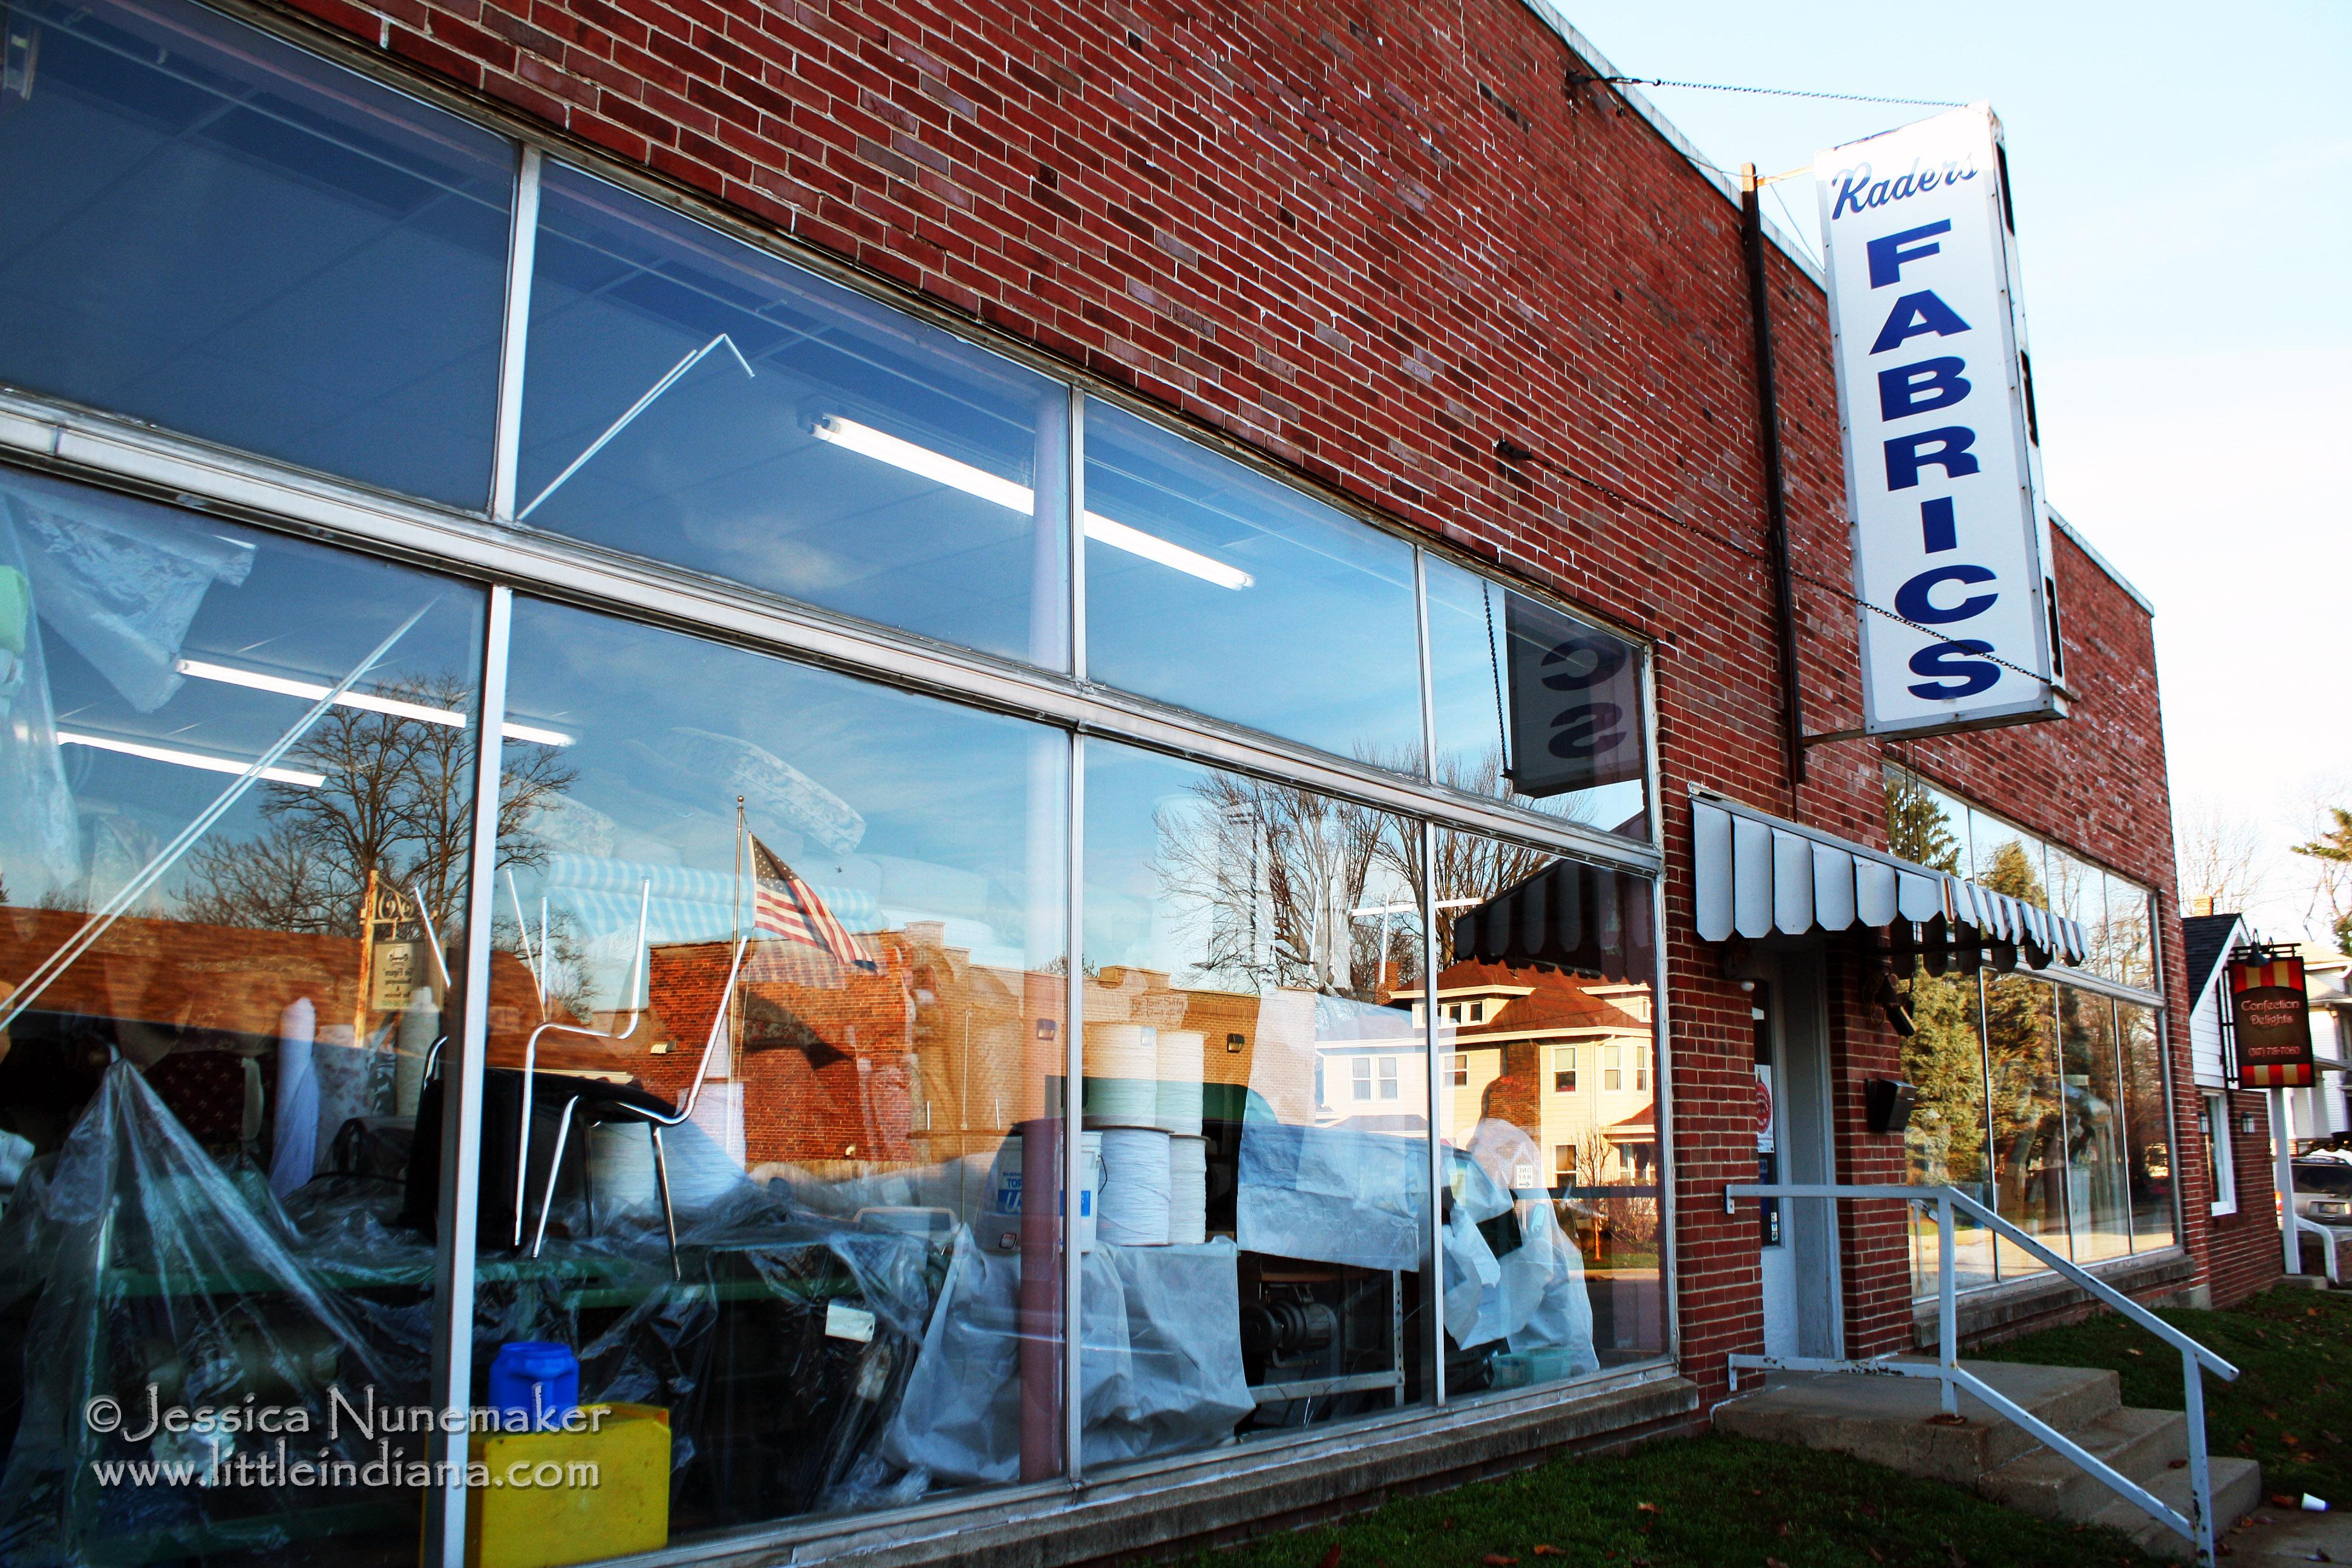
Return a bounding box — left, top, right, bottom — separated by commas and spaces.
630, 926, 1061, 1175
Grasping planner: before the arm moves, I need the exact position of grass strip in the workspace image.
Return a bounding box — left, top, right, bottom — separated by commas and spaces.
1979, 1281, 2352, 1503
1191, 1431, 2165, 1568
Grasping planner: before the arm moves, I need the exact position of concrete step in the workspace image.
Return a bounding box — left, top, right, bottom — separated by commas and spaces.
1713, 1359, 2122, 1486
2084, 1455, 2264, 1561
1979, 1404, 2189, 1520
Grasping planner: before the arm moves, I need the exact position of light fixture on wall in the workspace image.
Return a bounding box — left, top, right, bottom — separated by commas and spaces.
811, 415, 1255, 590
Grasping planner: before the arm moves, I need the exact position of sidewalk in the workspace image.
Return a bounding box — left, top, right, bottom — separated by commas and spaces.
2226, 1504, 2352, 1563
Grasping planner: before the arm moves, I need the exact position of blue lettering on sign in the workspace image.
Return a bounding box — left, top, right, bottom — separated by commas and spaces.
1883, 427, 1980, 489
1906, 639, 2000, 699
1919, 497, 1958, 553
1549, 702, 1626, 760
1538, 636, 1628, 691
1895, 564, 1998, 624
1828, 157, 1979, 221
1870, 290, 1971, 354
1878, 356, 1971, 419
1867, 221, 1950, 287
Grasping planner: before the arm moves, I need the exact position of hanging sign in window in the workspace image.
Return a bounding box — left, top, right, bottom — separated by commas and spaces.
1814, 105, 2067, 737
1503, 593, 1644, 798
2229, 949, 2314, 1089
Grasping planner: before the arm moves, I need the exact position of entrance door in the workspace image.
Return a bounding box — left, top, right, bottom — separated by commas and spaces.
1754, 954, 1841, 1360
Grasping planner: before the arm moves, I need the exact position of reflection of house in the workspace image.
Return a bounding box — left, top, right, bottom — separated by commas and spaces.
1388, 960, 1655, 1187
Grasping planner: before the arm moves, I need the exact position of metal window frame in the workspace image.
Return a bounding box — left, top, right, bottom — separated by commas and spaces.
0, 0, 1693, 1553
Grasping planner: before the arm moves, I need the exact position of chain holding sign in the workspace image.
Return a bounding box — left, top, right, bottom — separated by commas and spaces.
1814, 105, 2067, 737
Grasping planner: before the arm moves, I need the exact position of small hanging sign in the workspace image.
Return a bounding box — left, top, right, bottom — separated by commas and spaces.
2230, 947, 2313, 1089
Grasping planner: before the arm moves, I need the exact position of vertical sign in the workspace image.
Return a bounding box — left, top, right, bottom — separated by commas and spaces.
1815, 105, 2067, 736
2230, 951, 2314, 1088
1504, 594, 1645, 798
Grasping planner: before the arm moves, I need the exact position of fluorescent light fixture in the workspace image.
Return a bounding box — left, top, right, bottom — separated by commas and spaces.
175, 659, 573, 746
57, 729, 326, 788
811, 414, 1254, 590
177, 659, 465, 726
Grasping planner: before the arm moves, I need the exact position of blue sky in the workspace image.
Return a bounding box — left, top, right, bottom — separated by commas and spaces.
1559, 1, 2352, 943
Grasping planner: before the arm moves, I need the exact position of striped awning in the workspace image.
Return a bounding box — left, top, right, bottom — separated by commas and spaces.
1691, 796, 2088, 969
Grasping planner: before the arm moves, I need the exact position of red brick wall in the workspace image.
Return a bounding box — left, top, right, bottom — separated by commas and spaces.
233, 0, 2201, 1398
2207, 1087, 2284, 1307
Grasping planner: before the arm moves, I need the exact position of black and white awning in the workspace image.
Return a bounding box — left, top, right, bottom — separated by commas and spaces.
1691, 795, 2089, 970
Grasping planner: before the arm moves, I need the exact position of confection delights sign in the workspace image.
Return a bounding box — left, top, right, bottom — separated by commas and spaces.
1814, 105, 2068, 737
2230, 951, 2314, 1089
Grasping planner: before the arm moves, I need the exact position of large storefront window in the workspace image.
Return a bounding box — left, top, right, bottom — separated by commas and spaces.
1423, 558, 1650, 841
1886, 769, 2177, 1294
0, 1, 1678, 1556
0, 466, 489, 1562
0, 0, 514, 507
517, 165, 1071, 668
1081, 742, 1429, 1446
480, 599, 1071, 1534
1429, 831, 1667, 1385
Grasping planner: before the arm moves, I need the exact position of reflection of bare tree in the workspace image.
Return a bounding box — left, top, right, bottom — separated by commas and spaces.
1399, 826, 1550, 970
180, 675, 574, 936
1157, 773, 1415, 995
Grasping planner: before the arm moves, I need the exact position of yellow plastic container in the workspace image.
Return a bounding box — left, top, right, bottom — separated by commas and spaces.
461, 1403, 670, 1568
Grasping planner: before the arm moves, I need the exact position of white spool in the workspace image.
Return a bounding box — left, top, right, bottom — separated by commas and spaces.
1166, 1134, 1209, 1245
1097, 1126, 1172, 1246
1083, 1022, 1159, 1126
1154, 1029, 1206, 1136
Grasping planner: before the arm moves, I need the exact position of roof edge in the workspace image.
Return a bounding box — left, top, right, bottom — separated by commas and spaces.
1517, 1, 1826, 289
2048, 506, 2155, 617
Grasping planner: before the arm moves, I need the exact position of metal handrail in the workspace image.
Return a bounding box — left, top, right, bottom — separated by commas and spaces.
1723, 1181, 2238, 1568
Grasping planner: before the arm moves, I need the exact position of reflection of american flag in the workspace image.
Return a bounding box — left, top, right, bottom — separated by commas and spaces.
751, 836, 876, 970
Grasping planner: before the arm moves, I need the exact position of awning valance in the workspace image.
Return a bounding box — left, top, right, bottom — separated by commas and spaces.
1450, 856, 1654, 984
1691, 796, 2088, 970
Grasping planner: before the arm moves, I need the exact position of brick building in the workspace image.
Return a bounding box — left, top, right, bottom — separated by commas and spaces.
0, 0, 2258, 1563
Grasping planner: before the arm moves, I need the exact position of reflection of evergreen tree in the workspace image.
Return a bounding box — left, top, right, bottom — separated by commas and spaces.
1980, 839, 2047, 905
1903, 965, 1987, 1187
1887, 771, 1983, 1187
1984, 975, 2060, 1212
1885, 771, 1961, 874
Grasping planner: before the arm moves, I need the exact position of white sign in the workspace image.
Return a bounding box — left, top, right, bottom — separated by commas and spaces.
1815, 105, 2066, 736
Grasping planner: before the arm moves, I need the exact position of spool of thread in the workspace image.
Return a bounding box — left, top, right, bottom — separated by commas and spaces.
1166, 1134, 1209, 1245
1096, 1126, 1172, 1246
1083, 1022, 1159, 1126
1154, 1029, 1206, 1136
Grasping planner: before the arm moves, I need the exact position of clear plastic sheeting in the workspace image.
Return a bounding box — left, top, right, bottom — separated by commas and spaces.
882, 1235, 1250, 1486
1447, 1122, 1598, 1373
0, 1063, 422, 1568
1236, 1120, 1427, 1272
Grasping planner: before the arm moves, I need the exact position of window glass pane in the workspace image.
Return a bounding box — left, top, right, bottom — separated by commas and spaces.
1969, 808, 2045, 900
0, 466, 487, 1561
1425, 557, 1650, 839
2043, 846, 2105, 976
2106, 875, 2153, 993
0, 0, 511, 505
486, 598, 1070, 1535
518, 164, 1070, 667
2059, 990, 2131, 1261
1082, 740, 1428, 1451
2117, 1002, 2176, 1250
1904, 963, 1994, 1293
1080, 401, 1420, 763
1431, 828, 1666, 1384
1984, 973, 2067, 1274
1883, 768, 1966, 874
